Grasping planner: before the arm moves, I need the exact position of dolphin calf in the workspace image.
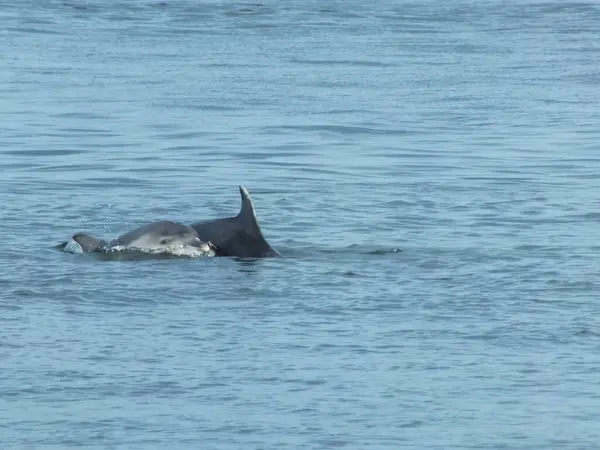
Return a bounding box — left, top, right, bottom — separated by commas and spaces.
55, 220, 216, 256
189, 186, 281, 258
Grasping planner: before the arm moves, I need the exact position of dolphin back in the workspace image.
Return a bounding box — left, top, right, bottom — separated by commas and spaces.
190, 186, 281, 258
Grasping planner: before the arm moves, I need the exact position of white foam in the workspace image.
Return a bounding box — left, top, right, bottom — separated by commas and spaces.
62, 240, 84, 253
106, 244, 215, 258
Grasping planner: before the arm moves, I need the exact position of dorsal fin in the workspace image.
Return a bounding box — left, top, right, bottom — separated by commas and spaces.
72, 234, 104, 252
236, 185, 262, 236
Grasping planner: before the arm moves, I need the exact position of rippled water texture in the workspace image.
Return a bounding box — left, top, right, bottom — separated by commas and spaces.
2, 1, 600, 449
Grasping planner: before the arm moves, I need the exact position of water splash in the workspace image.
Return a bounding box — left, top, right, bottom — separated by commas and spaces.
57, 240, 215, 260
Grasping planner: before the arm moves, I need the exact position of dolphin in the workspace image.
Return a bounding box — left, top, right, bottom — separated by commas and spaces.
55, 220, 216, 255
189, 186, 281, 258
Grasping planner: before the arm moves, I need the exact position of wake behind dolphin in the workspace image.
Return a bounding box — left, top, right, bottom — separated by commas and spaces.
56, 220, 216, 258
189, 186, 281, 258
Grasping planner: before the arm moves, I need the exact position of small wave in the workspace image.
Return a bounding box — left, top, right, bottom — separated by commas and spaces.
337, 244, 403, 255
367, 248, 403, 255
573, 328, 600, 338
259, 124, 412, 136
289, 58, 396, 68
285, 244, 403, 257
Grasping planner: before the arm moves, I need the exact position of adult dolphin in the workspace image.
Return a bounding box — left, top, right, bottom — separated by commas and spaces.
189, 186, 281, 258
55, 220, 215, 255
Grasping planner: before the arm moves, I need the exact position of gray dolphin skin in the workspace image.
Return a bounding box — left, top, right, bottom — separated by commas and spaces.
55, 220, 215, 254
189, 186, 281, 258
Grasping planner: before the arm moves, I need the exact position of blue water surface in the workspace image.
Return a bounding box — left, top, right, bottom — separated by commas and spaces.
2, 0, 600, 448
